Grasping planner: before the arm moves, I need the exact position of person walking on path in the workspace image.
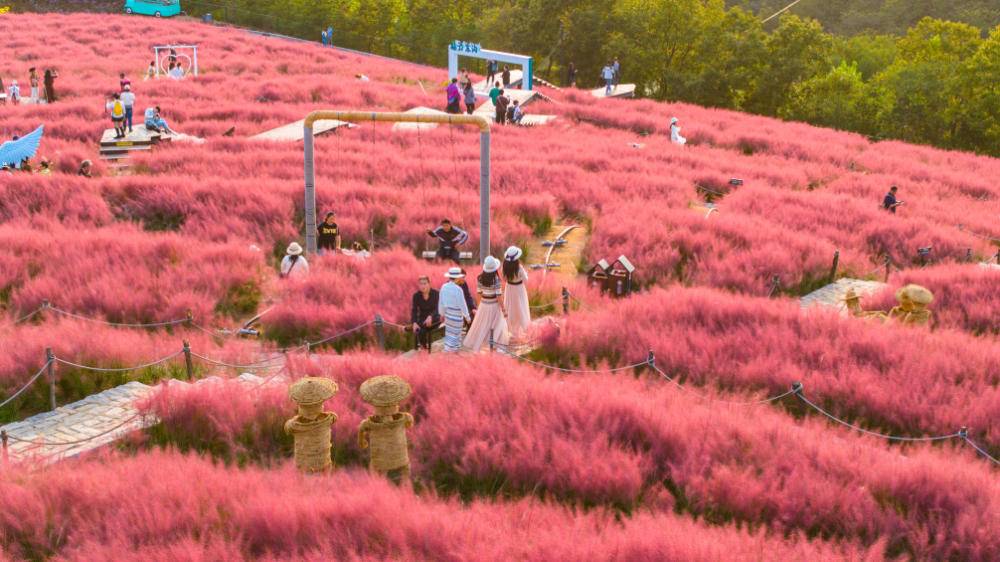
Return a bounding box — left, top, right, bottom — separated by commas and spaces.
502, 246, 531, 339
566, 62, 577, 87
464, 256, 510, 353
459, 68, 471, 91
317, 211, 342, 255
495, 89, 509, 125
488, 81, 502, 107
445, 78, 461, 114
486, 59, 498, 85
883, 185, 903, 213
120, 84, 136, 133
411, 276, 441, 351
601, 62, 614, 95
43, 69, 58, 104
439, 267, 471, 353
463, 82, 477, 115
107, 93, 127, 139
612, 57, 621, 88
7, 80, 20, 105
28, 68, 39, 103
145, 61, 156, 81
669, 117, 686, 145
280, 242, 310, 278
501, 65, 511, 88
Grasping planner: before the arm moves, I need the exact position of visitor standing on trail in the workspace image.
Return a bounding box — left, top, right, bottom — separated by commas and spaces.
601, 63, 614, 95
502, 246, 531, 339
502, 65, 511, 88
495, 89, 510, 125
566, 62, 577, 87
439, 268, 471, 353
107, 93, 127, 139
119, 72, 131, 92
445, 78, 461, 114
612, 57, 621, 88
280, 242, 310, 279
488, 81, 502, 107
463, 82, 477, 115
669, 117, 686, 145
459, 68, 471, 90
321, 28, 329, 46
120, 85, 136, 133
317, 211, 341, 255
486, 59, 498, 85
464, 256, 510, 353
145, 61, 156, 81
883, 185, 903, 213
428, 219, 468, 263
28, 68, 39, 102
7, 80, 20, 105
43, 68, 58, 103
411, 276, 441, 351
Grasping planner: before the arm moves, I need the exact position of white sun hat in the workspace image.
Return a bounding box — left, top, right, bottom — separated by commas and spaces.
483, 256, 501, 273
286, 242, 303, 256
504, 246, 523, 261
444, 267, 465, 279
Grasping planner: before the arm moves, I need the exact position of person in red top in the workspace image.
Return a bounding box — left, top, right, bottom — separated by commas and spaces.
119, 72, 131, 92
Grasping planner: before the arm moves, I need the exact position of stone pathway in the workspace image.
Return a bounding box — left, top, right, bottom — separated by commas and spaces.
0, 373, 283, 465
799, 278, 887, 313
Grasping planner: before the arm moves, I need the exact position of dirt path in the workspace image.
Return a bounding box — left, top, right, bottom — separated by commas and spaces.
525, 221, 590, 277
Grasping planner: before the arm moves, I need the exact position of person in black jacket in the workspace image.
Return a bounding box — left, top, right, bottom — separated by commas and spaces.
411, 276, 441, 351
882, 185, 903, 213
317, 211, 341, 255
427, 219, 468, 263
456, 268, 477, 321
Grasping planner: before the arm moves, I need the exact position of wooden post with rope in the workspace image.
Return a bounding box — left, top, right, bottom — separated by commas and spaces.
884, 256, 892, 282
562, 287, 570, 315
828, 250, 839, 284
182, 341, 194, 381
374, 315, 386, 351
45, 347, 56, 411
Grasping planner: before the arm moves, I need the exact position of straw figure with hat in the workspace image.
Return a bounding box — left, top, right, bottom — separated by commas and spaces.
280, 242, 309, 279
897, 284, 933, 326
841, 288, 886, 320
284, 377, 338, 473
358, 375, 415, 485
464, 256, 510, 352
502, 246, 532, 340
438, 267, 472, 352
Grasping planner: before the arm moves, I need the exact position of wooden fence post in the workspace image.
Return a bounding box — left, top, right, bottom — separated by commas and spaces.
182, 341, 194, 381
45, 347, 56, 411
1, 430, 8, 466
828, 250, 840, 284
374, 315, 385, 351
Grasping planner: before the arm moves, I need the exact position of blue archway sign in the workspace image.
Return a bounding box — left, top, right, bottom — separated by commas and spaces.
448, 41, 534, 91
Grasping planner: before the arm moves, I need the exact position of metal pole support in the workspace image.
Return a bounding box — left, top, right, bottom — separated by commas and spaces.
959, 426, 969, 439
45, 347, 56, 411
1, 430, 7, 466
374, 315, 386, 350
791, 381, 803, 395
480, 130, 491, 263
561, 287, 570, 315
829, 250, 839, 283
965, 248, 973, 262
768, 275, 780, 298
303, 123, 317, 255
182, 340, 194, 381
185, 309, 194, 326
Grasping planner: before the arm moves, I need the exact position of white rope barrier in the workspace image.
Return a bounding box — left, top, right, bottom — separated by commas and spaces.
0, 360, 52, 409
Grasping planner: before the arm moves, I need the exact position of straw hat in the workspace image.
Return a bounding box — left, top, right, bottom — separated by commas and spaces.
444, 267, 465, 279
288, 377, 338, 405
504, 246, 523, 261
483, 256, 501, 273
359, 375, 412, 407
842, 288, 860, 303
903, 284, 933, 305
287, 242, 303, 256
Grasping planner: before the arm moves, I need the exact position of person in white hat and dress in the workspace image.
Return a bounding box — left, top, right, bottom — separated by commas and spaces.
280, 242, 309, 278
669, 117, 686, 146
439, 267, 471, 353
464, 256, 510, 352
502, 246, 531, 339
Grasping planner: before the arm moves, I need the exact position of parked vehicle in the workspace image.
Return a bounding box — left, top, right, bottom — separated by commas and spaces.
124, 0, 181, 18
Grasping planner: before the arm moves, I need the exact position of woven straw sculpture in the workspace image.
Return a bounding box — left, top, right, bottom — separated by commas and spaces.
285, 377, 338, 473
358, 375, 414, 484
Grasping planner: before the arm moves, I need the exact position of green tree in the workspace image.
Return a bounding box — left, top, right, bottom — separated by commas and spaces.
746, 14, 832, 115
779, 62, 889, 134
951, 25, 1000, 153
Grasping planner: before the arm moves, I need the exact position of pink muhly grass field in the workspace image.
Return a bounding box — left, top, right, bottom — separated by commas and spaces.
142, 353, 1000, 560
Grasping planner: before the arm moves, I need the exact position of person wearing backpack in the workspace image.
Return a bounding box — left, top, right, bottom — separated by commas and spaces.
107, 93, 126, 139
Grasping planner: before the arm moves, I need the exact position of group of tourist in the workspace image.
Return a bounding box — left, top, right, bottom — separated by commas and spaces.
445, 68, 525, 124
0, 67, 58, 105
600, 58, 621, 95
423, 245, 532, 353
105, 72, 175, 138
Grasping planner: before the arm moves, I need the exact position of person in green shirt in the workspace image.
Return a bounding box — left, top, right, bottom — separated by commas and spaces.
488, 81, 501, 107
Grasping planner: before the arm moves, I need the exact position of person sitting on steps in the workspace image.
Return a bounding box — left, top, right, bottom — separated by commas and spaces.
427, 219, 468, 263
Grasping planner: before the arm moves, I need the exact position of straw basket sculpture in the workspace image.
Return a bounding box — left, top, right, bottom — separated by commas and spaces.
285, 377, 338, 473
358, 375, 414, 484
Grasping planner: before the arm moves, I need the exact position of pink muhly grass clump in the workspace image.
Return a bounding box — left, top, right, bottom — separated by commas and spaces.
539, 286, 1000, 452
143, 352, 1000, 559
0, 450, 869, 561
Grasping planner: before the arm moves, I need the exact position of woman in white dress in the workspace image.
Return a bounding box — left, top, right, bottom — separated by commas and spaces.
463, 256, 510, 352
502, 246, 531, 339
670, 117, 686, 145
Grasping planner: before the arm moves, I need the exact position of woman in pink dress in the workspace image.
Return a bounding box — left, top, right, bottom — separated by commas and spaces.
502, 246, 531, 339
463, 256, 510, 352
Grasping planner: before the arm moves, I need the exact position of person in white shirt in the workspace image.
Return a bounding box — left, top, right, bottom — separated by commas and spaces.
8, 80, 20, 104
670, 117, 686, 146
601, 63, 614, 95
280, 242, 309, 279
438, 267, 471, 353
168, 63, 184, 80
120, 85, 136, 133
510, 100, 525, 125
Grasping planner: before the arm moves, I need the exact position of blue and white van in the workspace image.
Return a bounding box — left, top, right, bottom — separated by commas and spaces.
123, 0, 182, 18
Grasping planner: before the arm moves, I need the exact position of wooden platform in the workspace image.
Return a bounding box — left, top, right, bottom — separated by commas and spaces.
800, 278, 887, 314
98, 125, 165, 161
251, 118, 353, 142
591, 83, 637, 99
392, 106, 448, 132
